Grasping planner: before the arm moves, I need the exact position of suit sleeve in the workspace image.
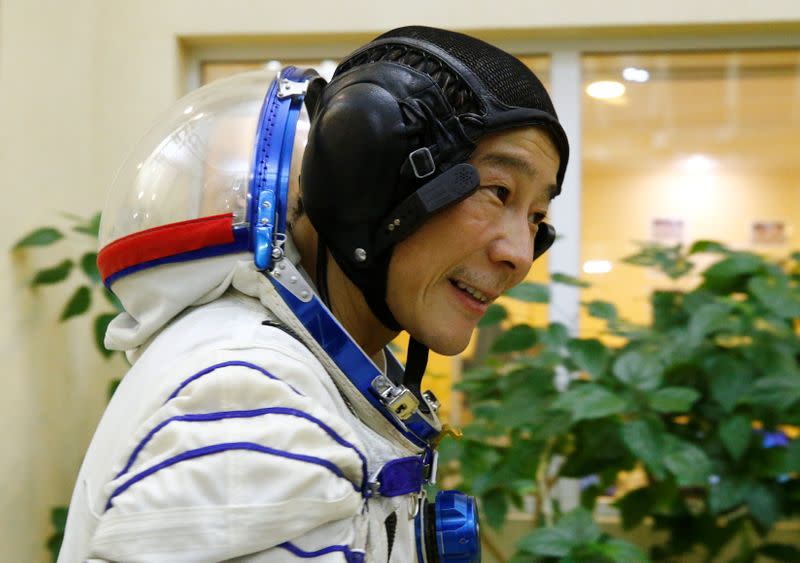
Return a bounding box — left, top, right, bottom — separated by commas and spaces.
86, 355, 368, 562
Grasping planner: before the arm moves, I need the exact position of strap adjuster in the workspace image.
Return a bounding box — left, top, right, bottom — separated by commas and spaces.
408, 147, 436, 179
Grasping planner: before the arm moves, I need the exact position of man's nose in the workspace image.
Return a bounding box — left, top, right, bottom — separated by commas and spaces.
489, 213, 535, 274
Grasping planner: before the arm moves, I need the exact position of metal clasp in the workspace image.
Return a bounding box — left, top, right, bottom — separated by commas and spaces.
370, 374, 419, 421
277, 78, 310, 99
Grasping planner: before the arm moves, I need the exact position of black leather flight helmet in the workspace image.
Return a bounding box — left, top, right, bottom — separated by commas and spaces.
302, 26, 569, 331
301, 27, 569, 399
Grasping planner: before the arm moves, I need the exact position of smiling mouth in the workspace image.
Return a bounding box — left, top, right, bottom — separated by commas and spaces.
449, 279, 493, 304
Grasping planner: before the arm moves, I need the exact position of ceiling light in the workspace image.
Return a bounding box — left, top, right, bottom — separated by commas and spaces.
586, 81, 626, 100
622, 67, 650, 83
583, 260, 613, 274
682, 154, 717, 174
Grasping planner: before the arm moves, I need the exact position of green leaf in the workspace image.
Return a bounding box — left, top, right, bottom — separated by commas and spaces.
706, 355, 753, 412
107, 378, 121, 401
490, 324, 537, 354
612, 349, 663, 391
79, 252, 101, 283
615, 487, 654, 529
73, 211, 102, 237
586, 300, 618, 322
623, 242, 694, 279
719, 415, 752, 460
651, 290, 688, 330
103, 288, 124, 312
575, 539, 650, 563
567, 338, 610, 378
50, 506, 68, 531
552, 272, 591, 288
708, 477, 750, 514
505, 282, 550, 303
748, 275, 800, 319
94, 313, 117, 358
746, 375, 800, 411
646, 387, 700, 413
557, 507, 602, 545
687, 302, 731, 345
746, 483, 780, 529
478, 303, 507, 327
702, 253, 763, 292
663, 435, 712, 486
31, 259, 74, 286
517, 527, 575, 557
12, 227, 63, 249
553, 383, 627, 421
762, 441, 800, 477
689, 240, 730, 254
782, 440, 800, 472
59, 286, 91, 321
542, 322, 570, 348
758, 543, 800, 562
621, 419, 666, 479
481, 488, 508, 530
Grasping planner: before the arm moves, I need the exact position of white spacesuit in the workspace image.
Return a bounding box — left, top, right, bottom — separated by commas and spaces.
60, 25, 569, 563
59, 69, 436, 563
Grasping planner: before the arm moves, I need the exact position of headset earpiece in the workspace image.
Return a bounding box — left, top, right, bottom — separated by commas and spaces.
533, 222, 556, 261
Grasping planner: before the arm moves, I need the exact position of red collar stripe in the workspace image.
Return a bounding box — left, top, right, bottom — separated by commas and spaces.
97, 214, 236, 282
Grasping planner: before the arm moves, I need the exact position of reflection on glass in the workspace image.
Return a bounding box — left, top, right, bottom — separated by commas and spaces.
581, 50, 800, 336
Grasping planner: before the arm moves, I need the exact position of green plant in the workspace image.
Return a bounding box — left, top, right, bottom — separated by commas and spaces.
13, 212, 123, 360
441, 241, 800, 562
12, 212, 123, 562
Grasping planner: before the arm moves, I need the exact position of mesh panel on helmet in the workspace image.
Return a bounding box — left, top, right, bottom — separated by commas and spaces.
336, 42, 482, 115
374, 25, 557, 118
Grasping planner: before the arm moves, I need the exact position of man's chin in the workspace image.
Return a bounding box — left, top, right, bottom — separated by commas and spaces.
420, 331, 473, 356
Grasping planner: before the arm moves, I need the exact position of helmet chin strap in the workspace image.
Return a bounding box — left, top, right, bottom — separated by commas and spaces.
404, 337, 431, 414
315, 237, 331, 307
316, 238, 431, 409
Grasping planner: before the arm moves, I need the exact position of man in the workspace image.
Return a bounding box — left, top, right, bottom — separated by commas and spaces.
59, 26, 568, 562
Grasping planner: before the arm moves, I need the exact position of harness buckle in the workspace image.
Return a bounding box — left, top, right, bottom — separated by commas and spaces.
370, 374, 420, 421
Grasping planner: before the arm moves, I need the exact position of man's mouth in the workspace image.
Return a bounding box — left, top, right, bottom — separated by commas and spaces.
449, 279, 494, 304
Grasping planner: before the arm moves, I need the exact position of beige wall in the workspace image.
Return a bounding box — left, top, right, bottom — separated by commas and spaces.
2, 1, 800, 560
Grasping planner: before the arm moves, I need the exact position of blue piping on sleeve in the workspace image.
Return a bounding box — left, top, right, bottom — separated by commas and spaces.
279, 541, 365, 562
105, 441, 361, 511
114, 407, 369, 495
165, 360, 303, 401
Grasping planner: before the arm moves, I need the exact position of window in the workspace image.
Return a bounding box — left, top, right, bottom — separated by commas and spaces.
580, 50, 800, 336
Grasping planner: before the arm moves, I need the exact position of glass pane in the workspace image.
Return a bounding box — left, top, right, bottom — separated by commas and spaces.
581, 49, 800, 337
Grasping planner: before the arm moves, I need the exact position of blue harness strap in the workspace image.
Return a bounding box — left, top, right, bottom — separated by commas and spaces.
375, 456, 425, 497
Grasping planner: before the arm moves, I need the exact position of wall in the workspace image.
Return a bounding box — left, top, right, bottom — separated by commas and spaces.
2, 1, 800, 560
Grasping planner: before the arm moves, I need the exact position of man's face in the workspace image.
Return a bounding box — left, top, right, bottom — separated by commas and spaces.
386, 126, 560, 355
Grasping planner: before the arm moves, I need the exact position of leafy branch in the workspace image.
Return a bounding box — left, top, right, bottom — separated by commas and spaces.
442, 242, 800, 562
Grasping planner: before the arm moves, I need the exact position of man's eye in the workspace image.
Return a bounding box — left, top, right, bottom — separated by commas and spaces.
529, 212, 547, 225
488, 186, 510, 203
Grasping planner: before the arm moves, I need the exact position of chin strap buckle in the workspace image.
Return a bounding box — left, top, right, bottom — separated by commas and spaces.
371, 374, 420, 421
